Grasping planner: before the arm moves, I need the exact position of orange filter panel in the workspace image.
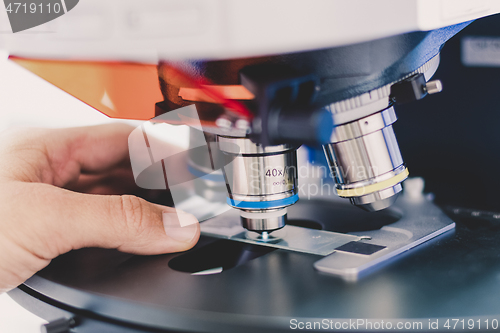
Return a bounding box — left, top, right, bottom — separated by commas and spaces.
10, 57, 164, 120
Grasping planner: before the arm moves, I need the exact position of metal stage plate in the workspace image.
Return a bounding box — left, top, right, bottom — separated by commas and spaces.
201, 195, 454, 280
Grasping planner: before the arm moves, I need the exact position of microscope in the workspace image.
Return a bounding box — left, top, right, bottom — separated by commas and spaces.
149, 49, 446, 259
4, 1, 500, 332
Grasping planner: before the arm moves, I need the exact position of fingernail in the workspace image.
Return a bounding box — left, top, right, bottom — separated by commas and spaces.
163, 211, 198, 243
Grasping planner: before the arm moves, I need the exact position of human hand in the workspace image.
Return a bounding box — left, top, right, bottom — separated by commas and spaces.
0, 123, 200, 293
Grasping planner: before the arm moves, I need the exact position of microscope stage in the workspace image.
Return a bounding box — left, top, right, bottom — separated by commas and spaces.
201, 196, 454, 280
11, 195, 498, 333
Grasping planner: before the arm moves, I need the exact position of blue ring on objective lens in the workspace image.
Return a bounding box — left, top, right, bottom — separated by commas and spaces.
227, 193, 299, 209
187, 164, 225, 183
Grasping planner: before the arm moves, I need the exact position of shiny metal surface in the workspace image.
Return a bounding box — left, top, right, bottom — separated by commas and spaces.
219, 137, 298, 200
350, 184, 402, 212
329, 107, 397, 143
223, 152, 297, 198
218, 136, 299, 232
325, 122, 403, 184
240, 212, 286, 232
218, 136, 296, 155
323, 109, 406, 211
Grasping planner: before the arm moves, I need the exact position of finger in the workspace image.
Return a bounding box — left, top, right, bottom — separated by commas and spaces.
66, 167, 137, 194
3, 182, 200, 261
69, 172, 170, 205
42, 124, 134, 187
0, 124, 189, 191
48, 123, 188, 189
63, 123, 134, 175
0, 124, 133, 185
67, 123, 187, 176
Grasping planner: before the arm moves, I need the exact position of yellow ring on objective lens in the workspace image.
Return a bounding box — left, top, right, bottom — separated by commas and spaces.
336, 168, 409, 197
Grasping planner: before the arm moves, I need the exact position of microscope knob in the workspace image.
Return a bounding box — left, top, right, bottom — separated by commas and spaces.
390, 73, 443, 104
425, 80, 443, 95
403, 177, 425, 201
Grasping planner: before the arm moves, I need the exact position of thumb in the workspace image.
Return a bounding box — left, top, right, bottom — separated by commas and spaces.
106, 194, 201, 255
18, 183, 200, 258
